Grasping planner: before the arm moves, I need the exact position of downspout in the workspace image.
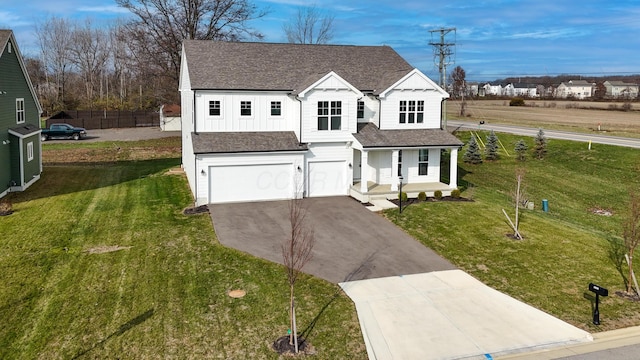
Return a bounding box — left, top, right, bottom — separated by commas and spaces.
193, 90, 198, 205
441, 97, 448, 130
294, 94, 303, 144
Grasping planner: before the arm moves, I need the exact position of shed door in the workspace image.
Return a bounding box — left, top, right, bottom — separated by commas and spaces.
210, 163, 293, 203
308, 161, 347, 197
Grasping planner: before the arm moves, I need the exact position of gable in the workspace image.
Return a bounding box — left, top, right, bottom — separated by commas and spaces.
0, 30, 43, 117
378, 69, 448, 98
297, 71, 363, 98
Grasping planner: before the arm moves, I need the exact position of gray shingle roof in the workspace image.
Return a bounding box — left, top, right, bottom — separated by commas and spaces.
353, 123, 463, 148
0, 30, 10, 52
182, 41, 414, 95
9, 124, 40, 137
192, 131, 308, 154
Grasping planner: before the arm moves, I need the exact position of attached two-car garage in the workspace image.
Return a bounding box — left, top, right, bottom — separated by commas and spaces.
209, 163, 295, 203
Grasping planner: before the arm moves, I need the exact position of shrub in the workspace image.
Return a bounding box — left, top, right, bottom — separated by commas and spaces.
622, 102, 633, 111
485, 130, 499, 161
451, 189, 461, 199
463, 135, 483, 164
534, 128, 547, 160
418, 191, 427, 201
509, 98, 525, 106
515, 139, 528, 161
398, 191, 408, 202
434, 190, 443, 200
0, 200, 13, 215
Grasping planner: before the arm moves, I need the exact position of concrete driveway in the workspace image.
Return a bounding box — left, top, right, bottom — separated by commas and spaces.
209, 196, 456, 283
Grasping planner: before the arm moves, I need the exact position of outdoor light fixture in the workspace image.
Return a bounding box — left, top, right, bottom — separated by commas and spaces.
201, 169, 206, 176
297, 166, 302, 171
348, 163, 352, 168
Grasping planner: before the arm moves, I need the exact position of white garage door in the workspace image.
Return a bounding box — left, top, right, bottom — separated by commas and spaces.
210, 163, 293, 203
308, 161, 347, 197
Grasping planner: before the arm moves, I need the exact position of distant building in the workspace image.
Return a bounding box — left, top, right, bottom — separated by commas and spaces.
555, 80, 594, 99
481, 83, 503, 96
603, 81, 639, 99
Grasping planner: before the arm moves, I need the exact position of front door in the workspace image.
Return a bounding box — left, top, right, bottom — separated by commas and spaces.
353, 150, 361, 182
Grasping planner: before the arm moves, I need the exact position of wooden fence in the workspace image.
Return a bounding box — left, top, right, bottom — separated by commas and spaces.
45, 110, 159, 130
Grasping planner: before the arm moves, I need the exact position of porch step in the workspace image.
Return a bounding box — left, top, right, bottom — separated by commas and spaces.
366, 198, 398, 212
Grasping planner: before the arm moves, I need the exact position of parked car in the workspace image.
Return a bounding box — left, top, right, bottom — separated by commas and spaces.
41, 123, 87, 141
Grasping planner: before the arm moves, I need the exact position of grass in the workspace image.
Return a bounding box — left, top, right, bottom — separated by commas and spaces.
386, 131, 640, 332
0, 142, 364, 359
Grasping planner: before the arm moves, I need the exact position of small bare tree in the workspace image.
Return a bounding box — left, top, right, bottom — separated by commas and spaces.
281, 188, 315, 353
283, 5, 335, 44
623, 190, 640, 294
502, 168, 526, 240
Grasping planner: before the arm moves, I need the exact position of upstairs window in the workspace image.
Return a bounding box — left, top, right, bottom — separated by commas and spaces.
270, 101, 281, 116
240, 101, 252, 116
317, 101, 342, 130
399, 100, 424, 124
357, 101, 364, 119
209, 100, 220, 116
16, 98, 25, 123
418, 149, 429, 175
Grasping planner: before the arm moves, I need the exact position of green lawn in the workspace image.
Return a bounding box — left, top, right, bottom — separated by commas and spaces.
1, 149, 364, 359
387, 131, 640, 332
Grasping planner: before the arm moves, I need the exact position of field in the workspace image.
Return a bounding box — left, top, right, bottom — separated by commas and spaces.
447, 99, 640, 137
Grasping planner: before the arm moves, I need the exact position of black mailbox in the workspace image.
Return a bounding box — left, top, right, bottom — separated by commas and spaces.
588, 283, 608, 325
589, 283, 609, 297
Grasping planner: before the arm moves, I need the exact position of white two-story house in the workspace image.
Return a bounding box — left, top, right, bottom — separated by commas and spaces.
180, 41, 463, 205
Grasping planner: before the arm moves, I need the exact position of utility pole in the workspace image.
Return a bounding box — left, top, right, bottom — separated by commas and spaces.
429, 27, 456, 130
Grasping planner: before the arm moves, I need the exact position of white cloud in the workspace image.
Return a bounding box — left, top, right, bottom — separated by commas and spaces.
77, 5, 130, 14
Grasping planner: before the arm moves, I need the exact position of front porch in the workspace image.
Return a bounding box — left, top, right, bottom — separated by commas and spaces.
350, 181, 453, 203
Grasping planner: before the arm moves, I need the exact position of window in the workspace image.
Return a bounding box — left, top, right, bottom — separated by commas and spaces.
330, 101, 342, 130
8, 42, 11, 53
16, 98, 24, 123
270, 101, 281, 116
418, 149, 429, 175
317, 101, 342, 130
398, 150, 403, 177
27, 142, 34, 162
399, 100, 424, 124
357, 101, 364, 119
209, 100, 220, 116
240, 101, 252, 116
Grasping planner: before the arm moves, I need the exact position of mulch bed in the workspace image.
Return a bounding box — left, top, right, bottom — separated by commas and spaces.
615, 291, 640, 302
183, 205, 209, 215
388, 196, 473, 207
273, 335, 314, 356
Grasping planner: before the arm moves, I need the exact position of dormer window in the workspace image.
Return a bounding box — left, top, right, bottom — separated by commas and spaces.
399, 100, 424, 124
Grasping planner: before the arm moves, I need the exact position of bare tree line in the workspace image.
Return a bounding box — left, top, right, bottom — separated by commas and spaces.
25, 1, 334, 115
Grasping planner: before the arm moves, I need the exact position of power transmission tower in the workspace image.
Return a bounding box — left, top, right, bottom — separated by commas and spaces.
429, 27, 456, 89
429, 27, 456, 130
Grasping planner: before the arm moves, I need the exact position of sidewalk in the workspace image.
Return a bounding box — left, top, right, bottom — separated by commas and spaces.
497, 325, 640, 359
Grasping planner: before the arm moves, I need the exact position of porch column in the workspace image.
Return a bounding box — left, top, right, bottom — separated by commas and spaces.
360, 150, 369, 193
390, 149, 399, 191
449, 148, 458, 189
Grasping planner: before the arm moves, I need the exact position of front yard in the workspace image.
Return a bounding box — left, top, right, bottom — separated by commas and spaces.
387, 131, 640, 331
0, 138, 364, 359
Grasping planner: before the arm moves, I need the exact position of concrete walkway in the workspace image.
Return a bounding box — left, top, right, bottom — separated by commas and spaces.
340, 270, 593, 360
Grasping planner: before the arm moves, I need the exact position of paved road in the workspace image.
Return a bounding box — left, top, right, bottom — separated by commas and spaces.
44, 127, 180, 143
209, 196, 456, 284
448, 120, 640, 148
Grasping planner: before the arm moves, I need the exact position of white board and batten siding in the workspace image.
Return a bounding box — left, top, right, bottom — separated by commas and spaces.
196, 152, 305, 204
378, 70, 446, 130
299, 73, 360, 144
306, 143, 352, 197
180, 89, 197, 198
195, 91, 299, 134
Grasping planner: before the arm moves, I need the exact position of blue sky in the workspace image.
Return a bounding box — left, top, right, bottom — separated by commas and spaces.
1, 0, 639, 82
